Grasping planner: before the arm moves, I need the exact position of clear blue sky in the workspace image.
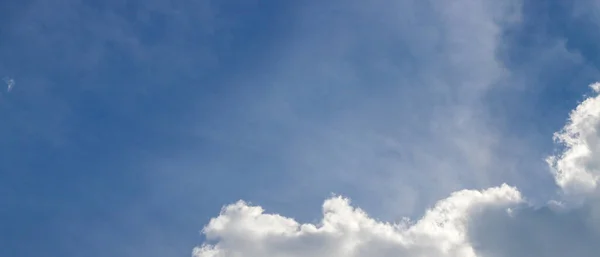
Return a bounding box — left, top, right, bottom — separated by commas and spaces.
2, 0, 600, 256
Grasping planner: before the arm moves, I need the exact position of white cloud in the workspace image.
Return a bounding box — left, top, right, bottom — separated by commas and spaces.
194, 185, 521, 257
548, 83, 600, 198
193, 83, 600, 257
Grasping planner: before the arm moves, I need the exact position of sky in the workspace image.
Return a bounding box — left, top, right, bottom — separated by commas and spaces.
2, 0, 600, 256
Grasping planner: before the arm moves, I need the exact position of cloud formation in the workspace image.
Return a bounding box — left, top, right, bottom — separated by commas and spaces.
548, 83, 600, 197
193, 84, 600, 257
194, 185, 521, 257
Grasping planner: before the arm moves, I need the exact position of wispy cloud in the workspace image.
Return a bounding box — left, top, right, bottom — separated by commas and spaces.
3, 77, 14, 92
185, 0, 526, 220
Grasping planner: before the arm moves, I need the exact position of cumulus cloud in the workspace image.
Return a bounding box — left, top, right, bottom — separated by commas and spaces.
548, 83, 600, 197
194, 185, 521, 257
193, 84, 600, 257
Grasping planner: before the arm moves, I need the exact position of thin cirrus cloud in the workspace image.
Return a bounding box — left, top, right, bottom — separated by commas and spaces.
194, 83, 600, 257
2, 77, 14, 92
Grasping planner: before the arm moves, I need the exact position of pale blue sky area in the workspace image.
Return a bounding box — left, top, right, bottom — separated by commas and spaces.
1, 0, 600, 256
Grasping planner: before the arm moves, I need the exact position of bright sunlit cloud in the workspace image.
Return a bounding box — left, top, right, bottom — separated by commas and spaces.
194, 84, 600, 257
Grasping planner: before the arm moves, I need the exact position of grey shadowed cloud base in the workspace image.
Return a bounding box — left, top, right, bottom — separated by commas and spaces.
193, 83, 600, 257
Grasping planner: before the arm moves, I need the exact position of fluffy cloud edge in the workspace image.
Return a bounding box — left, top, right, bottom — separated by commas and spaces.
192, 83, 600, 257
547, 82, 600, 198
193, 184, 521, 257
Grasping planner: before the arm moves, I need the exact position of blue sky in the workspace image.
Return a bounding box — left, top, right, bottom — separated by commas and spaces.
3, 0, 600, 256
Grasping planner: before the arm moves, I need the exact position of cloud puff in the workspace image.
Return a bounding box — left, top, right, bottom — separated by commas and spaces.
193, 83, 600, 257
194, 185, 521, 257
548, 83, 600, 197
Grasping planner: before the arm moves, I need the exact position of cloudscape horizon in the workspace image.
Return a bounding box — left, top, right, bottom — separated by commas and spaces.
194, 83, 600, 257
3, 1, 600, 257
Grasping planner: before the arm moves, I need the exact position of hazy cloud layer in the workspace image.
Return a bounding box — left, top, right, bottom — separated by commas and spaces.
189, 0, 527, 220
